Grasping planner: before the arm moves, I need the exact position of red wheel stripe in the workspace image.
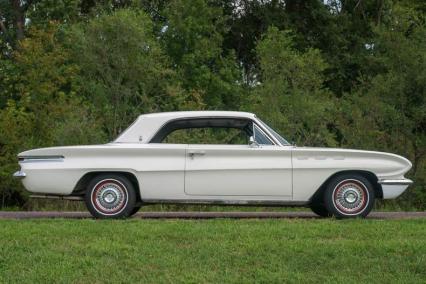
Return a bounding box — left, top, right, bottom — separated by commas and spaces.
91, 180, 127, 214
333, 180, 368, 215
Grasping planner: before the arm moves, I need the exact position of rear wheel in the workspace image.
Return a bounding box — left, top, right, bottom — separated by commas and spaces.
85, 174, 137, 219
324, 174, 375, 218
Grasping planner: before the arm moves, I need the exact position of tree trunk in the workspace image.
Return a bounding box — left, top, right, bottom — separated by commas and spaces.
376, 0, 384, 26
11, 0, 25, 41
285, 0, 302, 14
0, 8, 6, 33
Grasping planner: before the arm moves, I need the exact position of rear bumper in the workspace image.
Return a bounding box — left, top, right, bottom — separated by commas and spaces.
378, 179, 413, 199
13, 170, 26, 179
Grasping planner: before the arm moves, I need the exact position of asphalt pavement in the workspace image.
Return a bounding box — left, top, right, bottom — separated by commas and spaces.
0, 211, 425, 219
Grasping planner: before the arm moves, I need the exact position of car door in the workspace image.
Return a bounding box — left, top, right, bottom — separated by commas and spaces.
184, 125, 292, 197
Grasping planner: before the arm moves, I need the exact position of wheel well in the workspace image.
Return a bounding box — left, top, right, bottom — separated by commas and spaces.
72, 171, 142, 202
309, 170, 383, 204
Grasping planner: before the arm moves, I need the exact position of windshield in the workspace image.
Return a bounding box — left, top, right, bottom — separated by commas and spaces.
257, 118, 290, 146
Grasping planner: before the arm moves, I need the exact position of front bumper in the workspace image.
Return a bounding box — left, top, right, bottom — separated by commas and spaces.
378, 179, 413, 199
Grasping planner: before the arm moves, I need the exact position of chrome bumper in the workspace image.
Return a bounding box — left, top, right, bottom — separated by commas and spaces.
13, 170, 26, 179
378, 179, 413, 185
378, 179, 413, 199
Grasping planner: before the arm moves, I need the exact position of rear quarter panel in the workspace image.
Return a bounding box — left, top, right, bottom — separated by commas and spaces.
18, 144, 186, 197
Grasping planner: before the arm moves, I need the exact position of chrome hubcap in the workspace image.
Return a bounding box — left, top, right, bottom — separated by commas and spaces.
103, 191, 117, 203
92, 180, 128, 215
333, 180, 368, 215
344, 190, 358, 203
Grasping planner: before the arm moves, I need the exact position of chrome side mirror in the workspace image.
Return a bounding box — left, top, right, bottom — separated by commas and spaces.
249, 136, 259, 148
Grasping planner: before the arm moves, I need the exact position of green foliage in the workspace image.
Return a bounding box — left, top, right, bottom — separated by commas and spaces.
162, 0, 243, 109
252, 27, 336, 146
0, 24, 105, 207
26, 0, 82, 26
0, 101, 33, 206
164, 127, 248, 145
337, 6, 426, 209
70, 9, 182, 139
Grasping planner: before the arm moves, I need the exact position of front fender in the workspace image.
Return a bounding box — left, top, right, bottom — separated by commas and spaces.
291, 147, 412, 201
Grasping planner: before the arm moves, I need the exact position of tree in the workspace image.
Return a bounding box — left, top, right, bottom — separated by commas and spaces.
0, 0, 424, 210
337, 5, 426, 208
162, 0, 243, 109
251, 27, 336, 147
70, 9, 182, 139
0, 23, 104, 207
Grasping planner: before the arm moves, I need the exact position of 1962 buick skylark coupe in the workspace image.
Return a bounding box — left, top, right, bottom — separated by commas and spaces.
14, 111, 413, 219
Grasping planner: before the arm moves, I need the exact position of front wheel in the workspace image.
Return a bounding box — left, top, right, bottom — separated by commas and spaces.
85, 174, 137, 219
323, 174, 375, 219
129, 206, 141, 217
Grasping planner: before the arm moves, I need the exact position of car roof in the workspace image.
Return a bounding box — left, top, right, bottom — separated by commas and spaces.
138, 111, 256, 120
115, 111, 256, 143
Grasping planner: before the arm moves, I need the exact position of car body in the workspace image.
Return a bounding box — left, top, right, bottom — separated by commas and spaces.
14, 111, 413, 218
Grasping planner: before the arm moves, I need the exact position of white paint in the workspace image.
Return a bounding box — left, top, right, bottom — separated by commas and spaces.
114, 111, 257, 144
16, 111, 413, 203
381, 184, 410, 199
184, 144, 292, 196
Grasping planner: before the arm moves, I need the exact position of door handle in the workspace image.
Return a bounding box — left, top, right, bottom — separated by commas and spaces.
188, 150, 206, 159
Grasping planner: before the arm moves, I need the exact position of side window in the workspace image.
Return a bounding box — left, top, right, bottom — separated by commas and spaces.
163, 127, 249, 145
150, 117, 275, 145
254, 125, 274, 145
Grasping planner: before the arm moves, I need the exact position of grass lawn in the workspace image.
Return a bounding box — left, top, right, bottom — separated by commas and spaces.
0, 218, 425, 283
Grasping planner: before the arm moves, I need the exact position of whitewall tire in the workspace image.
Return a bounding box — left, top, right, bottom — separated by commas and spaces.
85, 174, 137, 219
324, 174, 375, 218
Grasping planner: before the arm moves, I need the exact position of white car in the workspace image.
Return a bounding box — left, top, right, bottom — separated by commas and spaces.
14, 111, 413, 219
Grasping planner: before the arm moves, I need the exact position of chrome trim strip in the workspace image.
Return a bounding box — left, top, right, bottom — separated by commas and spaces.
378, 179, 413, 185
252, 117, 283, 146
19, 155, 65, 160
142, 199, 308, 206
13, 170, 26, 179
253, 123, 275, 146
29, 195, 83, 201
148, 116, 279, 146
20, 159, 64, 163
19, 155, 64, 163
